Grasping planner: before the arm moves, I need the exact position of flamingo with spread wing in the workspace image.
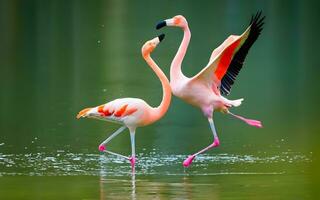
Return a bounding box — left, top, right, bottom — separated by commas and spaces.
156, 12, 265, 167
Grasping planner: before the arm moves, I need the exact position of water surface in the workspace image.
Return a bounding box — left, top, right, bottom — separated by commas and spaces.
0, 150, 313, 199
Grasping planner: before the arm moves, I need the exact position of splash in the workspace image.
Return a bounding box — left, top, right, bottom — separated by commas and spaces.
0, 151, 312, 176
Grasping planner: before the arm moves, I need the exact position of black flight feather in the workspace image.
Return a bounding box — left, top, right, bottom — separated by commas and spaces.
220, 11, 265, 95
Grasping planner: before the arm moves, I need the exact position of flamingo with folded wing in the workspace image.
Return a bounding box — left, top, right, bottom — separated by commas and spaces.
77, 34, 171, 170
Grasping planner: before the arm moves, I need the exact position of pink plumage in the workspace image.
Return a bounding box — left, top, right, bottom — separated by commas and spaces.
156, 12, 264, 167
77, 35, 171, 170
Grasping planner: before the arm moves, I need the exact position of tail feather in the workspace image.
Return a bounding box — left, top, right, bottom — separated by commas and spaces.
230, 98, 244, 107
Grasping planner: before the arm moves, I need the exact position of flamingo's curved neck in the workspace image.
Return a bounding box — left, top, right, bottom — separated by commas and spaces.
143, 54, 171, 124
170, 25, 191, 82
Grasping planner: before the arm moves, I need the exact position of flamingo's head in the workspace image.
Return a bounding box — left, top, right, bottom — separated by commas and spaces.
141, 34, 165, 56
156, 15, 188, 29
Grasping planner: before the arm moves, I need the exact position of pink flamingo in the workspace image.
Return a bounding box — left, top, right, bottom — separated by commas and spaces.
156, 12, 265, 167
76, 34, 171, 170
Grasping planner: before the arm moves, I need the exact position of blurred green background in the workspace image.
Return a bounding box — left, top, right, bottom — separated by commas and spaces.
0, 0, 319, 199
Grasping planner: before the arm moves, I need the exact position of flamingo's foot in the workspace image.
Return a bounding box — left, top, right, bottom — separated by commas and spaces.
244, 119, 263, 128
98, 144, 106, 152
228, 111, 263, 128
129, 156, 136, 168
183, 155, 196, 167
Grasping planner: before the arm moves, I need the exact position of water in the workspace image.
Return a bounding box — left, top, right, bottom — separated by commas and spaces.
0, 150, 312, 199
0, 0, 319, 199
0, 151, 311, 176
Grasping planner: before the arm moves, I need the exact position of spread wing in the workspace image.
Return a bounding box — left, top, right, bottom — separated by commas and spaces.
191, 12, 265, 95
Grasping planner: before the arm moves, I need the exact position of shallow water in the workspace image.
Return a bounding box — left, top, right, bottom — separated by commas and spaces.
0, 151, 312, 199
0, 151, 311, 176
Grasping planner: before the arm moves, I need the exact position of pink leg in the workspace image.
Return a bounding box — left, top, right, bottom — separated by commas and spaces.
103, 149, 130, 160
129, 156, 136, 171
228, 111, 263, 128
129, 128, 136, 171
99, 126, 126, 152
98, 126, 131, 161
183, 118, 220, 167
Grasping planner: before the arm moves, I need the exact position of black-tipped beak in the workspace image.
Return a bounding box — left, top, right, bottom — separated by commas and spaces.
158, 34, 165, 42
156, 21, 167, 29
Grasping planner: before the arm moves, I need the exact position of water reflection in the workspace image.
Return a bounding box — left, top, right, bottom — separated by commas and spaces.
99, 157, 136, 200
97, 170, 291, 199
131, 173, 136, 200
